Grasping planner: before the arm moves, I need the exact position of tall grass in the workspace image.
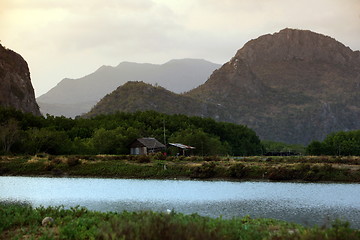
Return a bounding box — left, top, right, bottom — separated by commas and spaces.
1, 202, 359, 240
1, 155, 360, 182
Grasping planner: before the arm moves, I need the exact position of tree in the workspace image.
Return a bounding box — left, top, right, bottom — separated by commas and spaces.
306, 141, 324, 155
23, 128, 71, 155
91, 127, 141, 154
307, 130, 360, 156
0, 119, 19, 153
169, 128, 229, 156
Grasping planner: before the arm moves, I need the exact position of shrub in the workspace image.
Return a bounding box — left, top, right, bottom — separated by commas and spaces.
98, 212, 223, 240
229, 163, 247, 178
43, 162, 55, 171
151, 152, 167, 160
51, 168, 63, 176
67, 157, 81, 167
186, 156, 203, 162
268, 167, 295, 181
204, 156, 222, 161
137, 155, 151, 163
191, 162, 217, 179
50, 157, 62, 165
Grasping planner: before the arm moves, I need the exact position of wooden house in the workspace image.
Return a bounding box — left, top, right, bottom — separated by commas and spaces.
129, 138, 166, 155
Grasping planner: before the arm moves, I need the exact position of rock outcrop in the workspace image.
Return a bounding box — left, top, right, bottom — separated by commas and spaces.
0, 44, 41, 116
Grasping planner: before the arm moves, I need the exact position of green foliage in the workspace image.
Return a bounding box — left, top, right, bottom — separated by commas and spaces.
21, 128, 71, 155
262, 140, 306, 155
191, 162, 217, 178
0, 118, 20, 153
307, 130, 360, 156
169, 128, 228, 156
229, 163, 247, 178
1, 202, 359, 240
0, 108, 262, 156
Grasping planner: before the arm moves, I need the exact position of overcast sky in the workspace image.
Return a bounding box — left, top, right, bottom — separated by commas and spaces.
1, 0, 360, 97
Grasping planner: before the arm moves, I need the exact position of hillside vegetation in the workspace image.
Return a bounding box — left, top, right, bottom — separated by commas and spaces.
0, 107, 262, 156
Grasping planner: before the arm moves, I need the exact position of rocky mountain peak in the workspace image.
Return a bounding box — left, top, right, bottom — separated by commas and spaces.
186, 28, 360, 144
0, 44, 41, 116
233, 28, 357, 66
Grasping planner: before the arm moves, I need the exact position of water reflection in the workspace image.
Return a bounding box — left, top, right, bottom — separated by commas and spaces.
1, 176, 359, 228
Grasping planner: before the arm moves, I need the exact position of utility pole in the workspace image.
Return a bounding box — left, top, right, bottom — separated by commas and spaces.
163, 119, 166, 146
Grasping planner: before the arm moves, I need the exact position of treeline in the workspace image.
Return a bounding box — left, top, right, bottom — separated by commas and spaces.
307, 130, 360, 156
261, 140, 306, 155
0, 108, 263, 156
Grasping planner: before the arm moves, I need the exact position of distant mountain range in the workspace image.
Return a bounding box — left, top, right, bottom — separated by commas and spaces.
86, 28, 360, 145
37, 59, 221, 118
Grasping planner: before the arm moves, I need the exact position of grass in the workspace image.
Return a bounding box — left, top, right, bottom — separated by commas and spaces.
1, 155, 360, 182
1, 202, 359, 240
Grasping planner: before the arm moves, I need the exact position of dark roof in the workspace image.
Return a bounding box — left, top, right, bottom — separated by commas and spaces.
130, 138, 165, 149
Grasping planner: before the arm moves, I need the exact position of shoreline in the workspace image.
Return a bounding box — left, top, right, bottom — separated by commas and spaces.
1, 155, 360, 183
2, 174, 360, 185
2, 202, 359, 239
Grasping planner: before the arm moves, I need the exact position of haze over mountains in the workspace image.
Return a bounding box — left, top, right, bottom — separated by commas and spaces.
86, 28, 360, 145
37, 59, 221, 118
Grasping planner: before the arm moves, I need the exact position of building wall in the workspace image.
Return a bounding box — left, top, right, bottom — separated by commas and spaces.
130, 147, 147, 155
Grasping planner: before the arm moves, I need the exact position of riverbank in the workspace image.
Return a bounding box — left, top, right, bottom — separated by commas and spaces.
1, 155, 360, 182
1, 202, 359, 240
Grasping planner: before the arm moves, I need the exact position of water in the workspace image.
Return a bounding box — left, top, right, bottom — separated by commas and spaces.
1, 176, 360, 228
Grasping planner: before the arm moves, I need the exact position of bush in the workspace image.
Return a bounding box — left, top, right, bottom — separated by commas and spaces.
67, 157, 81, 167
203, 156, 222, 161
151, 152, 167, 160
268, 167, 295, 181
191, 162, 217, 179
137, 155, 151, 163
229, 163, 247, 178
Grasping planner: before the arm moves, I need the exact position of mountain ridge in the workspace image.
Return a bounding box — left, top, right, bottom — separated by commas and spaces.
37, 58, 220, 117
86, 28, 360, 145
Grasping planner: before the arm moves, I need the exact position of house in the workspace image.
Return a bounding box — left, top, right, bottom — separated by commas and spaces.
168, 143, 195, 156
129, 138, 166, 155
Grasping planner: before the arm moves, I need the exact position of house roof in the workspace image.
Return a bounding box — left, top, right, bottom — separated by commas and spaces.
168, 143, 196, 149
132, 138, 166, 149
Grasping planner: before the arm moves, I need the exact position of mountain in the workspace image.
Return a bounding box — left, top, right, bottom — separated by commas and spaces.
85, 81, 230, 121
0, 44, 41, 116
86, 29, 360, 145
186, 28, 360, 144
37, 59, 220, 118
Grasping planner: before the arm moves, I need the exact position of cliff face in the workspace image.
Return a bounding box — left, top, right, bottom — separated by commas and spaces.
187, 28, 360, 144
0, 44, 41, 116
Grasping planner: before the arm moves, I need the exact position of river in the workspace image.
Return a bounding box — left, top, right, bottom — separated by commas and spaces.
1, 176, 360, 228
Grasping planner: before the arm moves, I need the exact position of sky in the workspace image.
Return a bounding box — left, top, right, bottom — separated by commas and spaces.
1, 0, 360, 97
